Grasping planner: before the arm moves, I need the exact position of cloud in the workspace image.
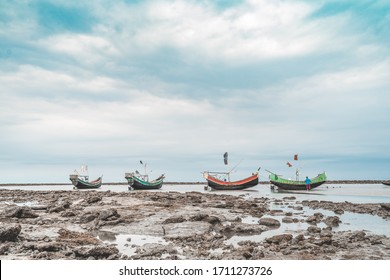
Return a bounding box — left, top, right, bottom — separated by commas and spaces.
1, 0, 390, 182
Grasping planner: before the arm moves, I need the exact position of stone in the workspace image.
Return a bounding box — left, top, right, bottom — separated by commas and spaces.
74, 245, 119, 259
324, 216, 340, 227
259, 218, 281, 227
0, 223, 21, 242
99, 209, 120, 221
282, 217, 294, 223
162, 216, 186, 224
265, 234, 293, 244
307, 225, 321, 234
79, 213, 99, 223
4, 206, 38, 219
86, 196, 102, 204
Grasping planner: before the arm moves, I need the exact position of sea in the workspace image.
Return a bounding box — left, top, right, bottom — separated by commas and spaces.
1, 182, 390, 251
1, 182, 390, 204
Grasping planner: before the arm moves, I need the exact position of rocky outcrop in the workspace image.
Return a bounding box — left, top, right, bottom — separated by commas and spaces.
0, 189, 389, 260
3, 206, 38, 219
0, 223, 21, 242
259, 218, 281, 227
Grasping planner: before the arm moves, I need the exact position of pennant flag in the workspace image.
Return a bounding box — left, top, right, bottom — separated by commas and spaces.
223, 152, 228, 165
286, 161, 293, 167
294, 154, 298, 161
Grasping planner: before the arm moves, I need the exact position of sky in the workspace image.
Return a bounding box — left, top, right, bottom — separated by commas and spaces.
0, 0, 389, 183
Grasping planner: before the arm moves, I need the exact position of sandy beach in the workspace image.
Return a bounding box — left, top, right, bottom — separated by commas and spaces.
1, 188, 390, 260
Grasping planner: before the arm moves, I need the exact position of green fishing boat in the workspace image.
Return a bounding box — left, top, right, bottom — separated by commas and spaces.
269, 172, 327, 190
125, 172, 165, 190
125, 160, 165, 190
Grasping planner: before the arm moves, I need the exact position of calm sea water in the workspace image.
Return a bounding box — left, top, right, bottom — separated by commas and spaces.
1, 183, 390, 204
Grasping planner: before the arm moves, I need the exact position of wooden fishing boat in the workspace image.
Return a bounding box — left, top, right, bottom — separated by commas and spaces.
69, 174, 102, 189
125, 173, 165, 190
203, 171, 259, 190
203, 152, 259, 190
269, 172, 327, 191
382, 181, 390, 186
125, 160, 165, 190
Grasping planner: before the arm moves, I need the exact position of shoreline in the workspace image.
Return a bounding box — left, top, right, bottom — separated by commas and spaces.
0, 189, 389, 260
0, 180, 388, 186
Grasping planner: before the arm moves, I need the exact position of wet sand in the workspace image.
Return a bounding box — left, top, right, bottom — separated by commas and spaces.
1, 189, 389, 260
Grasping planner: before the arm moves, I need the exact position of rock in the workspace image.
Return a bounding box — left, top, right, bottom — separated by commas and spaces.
0, 223, 21, 242
265, 234, 293, 244
74, 245, 119, 259
307, 225, 321, 234
283, 196, 296, 200
0, 244, 10, 254
36, 242, 63, 252
380, 204, 390, 211
48, 206, 66, 213
349, 231, 366, 242
334, 209, 344, 215
57, 229, 101, 246
282, 217, 294, 223
293, 234, 305, 243
79, 212, 99, 223
320, 230, 333, 238
163, 216, 186, 224
268, 210, 285, 216
189, 214, 209, 221
99, 209, 120, 221
60, 210, 77, 217
206, 216, 221, 225
305, 215, 318, 224
324, 216, 340, 227
311, 237, 332, 246
4, 206, 39, 219
86, 196, 102, 204
242, 251, 253, 259
259, 218, 281, 227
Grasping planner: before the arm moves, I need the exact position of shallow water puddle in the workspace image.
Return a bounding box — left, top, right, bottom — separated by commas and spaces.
226, 201, 390, 247
95, 231, 169, 256
241, 215, 260, 224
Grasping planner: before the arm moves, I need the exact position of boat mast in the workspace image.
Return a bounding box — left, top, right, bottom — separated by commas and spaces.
224, 152, 230, 182
294, 154, 299, 181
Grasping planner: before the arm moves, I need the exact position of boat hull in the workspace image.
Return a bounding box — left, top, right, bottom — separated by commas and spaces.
382, 181, 390, 186
70, 176, 102, 189
269, 172, 327, 191
204, 173, 259, 190
125, 175, 164, 190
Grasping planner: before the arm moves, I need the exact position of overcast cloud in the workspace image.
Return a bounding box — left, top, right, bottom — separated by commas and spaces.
1, 0, 389, 183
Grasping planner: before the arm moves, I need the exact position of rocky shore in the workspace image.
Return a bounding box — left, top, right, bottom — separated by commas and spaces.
0, 189, 389, 260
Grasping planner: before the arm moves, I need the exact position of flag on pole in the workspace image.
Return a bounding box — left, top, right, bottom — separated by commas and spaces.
286, 161, 293, 167
223, 152, 228, 165
294, 154, 298, 161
